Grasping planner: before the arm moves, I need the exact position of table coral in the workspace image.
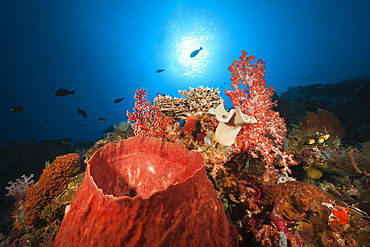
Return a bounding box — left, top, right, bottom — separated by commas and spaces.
153, 85, 222, 119
23, 153, 81, 226
54, 136, 238, 247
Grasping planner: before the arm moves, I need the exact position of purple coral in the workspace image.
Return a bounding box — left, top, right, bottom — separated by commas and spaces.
299, 149, 312, 164
5, 174, 35, 200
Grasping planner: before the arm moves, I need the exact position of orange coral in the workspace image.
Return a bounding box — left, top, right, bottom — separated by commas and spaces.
23, 153, 81, 226
331, 206, 350, 226
301, 109, 346, 138
184, 116, 197, 136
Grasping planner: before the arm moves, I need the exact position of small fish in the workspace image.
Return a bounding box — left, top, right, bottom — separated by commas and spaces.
307, 139, 316, 145
156, 69, 165, 73
157, 93, 166, 97
114, 97, 124, 104
318, 134, 330, 144
27, 137, 36, 143
80, 124, 86, 127
59, 138, 72, 145
11, 106, 25, 112
55, 89, 76, 97
190, 46, 203, 58
98, 118, 105, 123
229, 194, 241, 203
77, 108, 88, 119
45, 120, 49, 123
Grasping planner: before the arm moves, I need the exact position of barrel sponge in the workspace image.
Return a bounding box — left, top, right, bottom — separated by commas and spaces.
54, 135, 238, 247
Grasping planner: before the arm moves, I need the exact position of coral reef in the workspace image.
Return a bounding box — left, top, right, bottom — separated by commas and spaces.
2, 52, 370, 246
282, 75, 370, 144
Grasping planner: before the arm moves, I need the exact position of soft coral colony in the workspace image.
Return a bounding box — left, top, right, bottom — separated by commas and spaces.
127, 50, 297, 176
225, 50, 297, 174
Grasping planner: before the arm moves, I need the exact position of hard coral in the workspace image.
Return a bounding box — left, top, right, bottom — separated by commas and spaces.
23, 153, 81, 226
268, 181, 335, 222
255, 225, 279, 247
154, 86, 222, 119
237, 180, 262, 215
54, 136, 238, 247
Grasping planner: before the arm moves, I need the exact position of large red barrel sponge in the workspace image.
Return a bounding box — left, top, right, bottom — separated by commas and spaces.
54, 135, 238, 247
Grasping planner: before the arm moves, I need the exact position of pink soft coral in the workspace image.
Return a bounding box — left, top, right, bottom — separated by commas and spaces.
225, 51, 297, 173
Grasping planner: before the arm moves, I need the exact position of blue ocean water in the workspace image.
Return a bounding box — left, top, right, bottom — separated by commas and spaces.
1, 0, 369, 145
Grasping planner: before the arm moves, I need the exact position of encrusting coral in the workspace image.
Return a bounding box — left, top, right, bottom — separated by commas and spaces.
23, 153, 82, 226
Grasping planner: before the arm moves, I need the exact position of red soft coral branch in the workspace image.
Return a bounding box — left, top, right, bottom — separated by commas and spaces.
127, 88, 174, 140
226, 51, 297, 173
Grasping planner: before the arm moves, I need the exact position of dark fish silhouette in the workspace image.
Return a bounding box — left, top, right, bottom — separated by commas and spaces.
98, 118, 105, 123
114, 97, 124, 103
55, 89, 76, 97
27, 137, 36, 143
77, 108, 88, 119
45, 120, 49, 123
80, 124, 86, 127
190, 47, 203, 58
11, 106, 25, 112
156, 69, 165, 73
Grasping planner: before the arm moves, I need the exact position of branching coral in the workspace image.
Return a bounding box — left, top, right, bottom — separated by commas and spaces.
153, 86, 222, 119
127, 88, 174, 140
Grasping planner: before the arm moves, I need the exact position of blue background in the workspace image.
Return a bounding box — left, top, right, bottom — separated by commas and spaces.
1, 0, 369, 145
